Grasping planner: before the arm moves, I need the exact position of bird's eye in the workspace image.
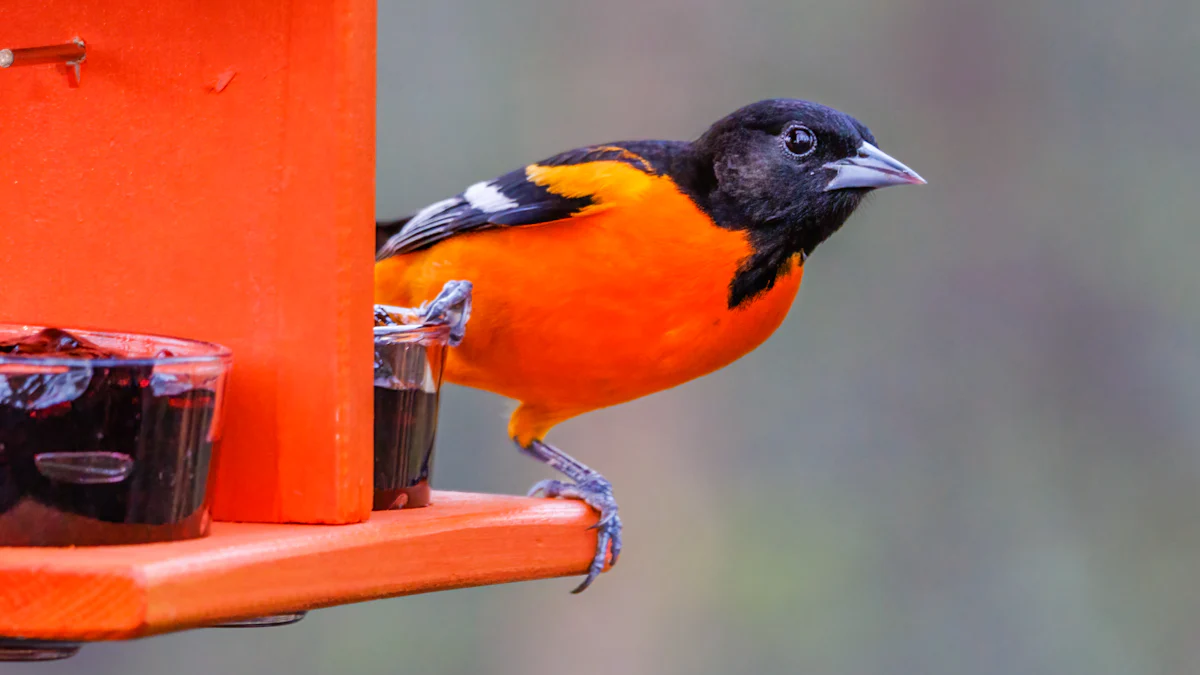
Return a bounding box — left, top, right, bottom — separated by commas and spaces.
782, 124, 817, 158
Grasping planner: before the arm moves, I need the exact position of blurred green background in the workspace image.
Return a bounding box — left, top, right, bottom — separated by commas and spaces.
20, 0, 1200, 673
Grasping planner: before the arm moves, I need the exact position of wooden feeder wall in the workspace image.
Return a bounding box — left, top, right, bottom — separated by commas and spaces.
1, 0, 377, 526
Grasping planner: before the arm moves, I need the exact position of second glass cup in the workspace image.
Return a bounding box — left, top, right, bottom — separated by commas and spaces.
372, 281, 471, 510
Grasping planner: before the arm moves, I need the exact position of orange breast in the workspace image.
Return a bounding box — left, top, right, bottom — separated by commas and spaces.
374, 172, 804, 438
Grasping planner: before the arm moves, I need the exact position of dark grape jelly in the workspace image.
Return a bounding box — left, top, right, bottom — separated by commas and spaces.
0, 326, 232, 545
373, 325, 448, 510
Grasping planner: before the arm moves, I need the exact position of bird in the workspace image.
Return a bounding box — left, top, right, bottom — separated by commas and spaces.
374, 98, 925, 593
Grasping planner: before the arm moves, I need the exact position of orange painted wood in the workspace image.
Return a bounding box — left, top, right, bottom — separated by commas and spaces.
0, 1, 377, 524
0, 492, 602, 641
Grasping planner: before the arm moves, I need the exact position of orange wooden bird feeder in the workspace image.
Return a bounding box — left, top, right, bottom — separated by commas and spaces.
0, 1, 599, 661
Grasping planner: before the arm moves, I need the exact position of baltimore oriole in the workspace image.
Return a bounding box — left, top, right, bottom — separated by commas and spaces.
375, 99, 925, 592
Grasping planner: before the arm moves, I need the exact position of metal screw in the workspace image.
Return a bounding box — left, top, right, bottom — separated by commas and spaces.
0, 39, 85, 69
0, 38, 86, 86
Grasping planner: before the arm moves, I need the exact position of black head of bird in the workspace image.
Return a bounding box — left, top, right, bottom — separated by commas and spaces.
675, 98, 925, 305
696, 97, 924, 225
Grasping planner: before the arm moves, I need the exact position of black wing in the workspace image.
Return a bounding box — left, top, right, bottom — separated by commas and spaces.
374, 144, 671, 261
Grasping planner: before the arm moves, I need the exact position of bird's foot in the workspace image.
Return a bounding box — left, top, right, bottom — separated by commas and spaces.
420, 280, 473, 346
528, 474, 622, 593
374, 280, 472, 346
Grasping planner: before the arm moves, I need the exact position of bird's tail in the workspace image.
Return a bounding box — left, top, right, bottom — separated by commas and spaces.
376, 216, 412, 260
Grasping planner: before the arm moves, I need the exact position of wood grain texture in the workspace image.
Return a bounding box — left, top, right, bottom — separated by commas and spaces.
0, 492, 602, 640
0, 0, 377, 525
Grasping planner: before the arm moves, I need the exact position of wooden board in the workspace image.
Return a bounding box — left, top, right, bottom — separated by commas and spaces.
0, 0, 377, 525
0, 492, 602, 641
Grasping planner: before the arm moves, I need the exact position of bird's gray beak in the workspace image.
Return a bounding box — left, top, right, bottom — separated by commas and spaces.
823, 142, 926, 191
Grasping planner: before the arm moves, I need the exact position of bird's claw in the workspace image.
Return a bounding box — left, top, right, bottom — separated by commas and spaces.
527, 475, 622, 593
421, 280, 473, 346
374, 281, 472, 346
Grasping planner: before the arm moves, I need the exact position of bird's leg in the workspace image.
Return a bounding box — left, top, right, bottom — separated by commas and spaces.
518, 438, 622, 593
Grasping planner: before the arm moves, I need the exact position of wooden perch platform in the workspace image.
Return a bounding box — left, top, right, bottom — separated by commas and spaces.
0, 492, 600, 642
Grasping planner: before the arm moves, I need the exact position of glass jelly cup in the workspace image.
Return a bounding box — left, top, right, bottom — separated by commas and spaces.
372, 321, 450, 510
0, 325, 232, 545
